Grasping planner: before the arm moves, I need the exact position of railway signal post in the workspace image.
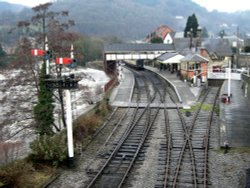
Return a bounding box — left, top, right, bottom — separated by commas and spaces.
45, 44, 79, 167
45, 36, 50, 75
66, 44, 76, 166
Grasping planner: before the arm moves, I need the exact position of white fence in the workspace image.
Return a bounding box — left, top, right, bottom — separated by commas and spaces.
208, 71, 241, 80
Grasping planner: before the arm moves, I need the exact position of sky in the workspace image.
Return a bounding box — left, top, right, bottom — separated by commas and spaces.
1, 0, 250, 12
192, 0, 250, 12
1, 0, 52, 7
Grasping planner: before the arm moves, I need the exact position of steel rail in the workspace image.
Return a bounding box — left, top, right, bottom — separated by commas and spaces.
172, 88, 211, 188
203, 87, 220, 188
86, 105, 149, 188
87, 69, 155, 188
118, 107, 160, 187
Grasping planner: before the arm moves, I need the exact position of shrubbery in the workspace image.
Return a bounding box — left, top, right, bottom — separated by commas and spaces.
0, 160, 34, 187
30, 134, 67, 166
74, 114, 101, 142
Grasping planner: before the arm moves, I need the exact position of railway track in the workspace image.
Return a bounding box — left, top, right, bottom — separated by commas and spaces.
87, 69, 163, 187
155, 87, 220, 188
85, 68, 220, 188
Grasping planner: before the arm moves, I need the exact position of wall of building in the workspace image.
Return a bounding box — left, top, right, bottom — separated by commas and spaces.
238, 55, 250, 68
241, 74, 250, 104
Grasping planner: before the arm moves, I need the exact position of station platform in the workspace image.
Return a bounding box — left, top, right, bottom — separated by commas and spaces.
109, 66, 200, 108
145, 66, 200, 105
220, 80, 250, 147
109, 67, 134, 105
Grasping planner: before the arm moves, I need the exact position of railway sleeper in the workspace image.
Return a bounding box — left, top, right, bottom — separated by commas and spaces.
102, 169, 129, 176
158, 157, 168, 162
120, 144, 139, 149
119, 148, 138, 153
158, 153, 167, 158
168, 182, 199, 188
115, 152, 136, 158
173, 177, 194, 184
157, 160, 167, 166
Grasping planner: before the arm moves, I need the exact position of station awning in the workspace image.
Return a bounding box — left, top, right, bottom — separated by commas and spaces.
157, 52, 185, 64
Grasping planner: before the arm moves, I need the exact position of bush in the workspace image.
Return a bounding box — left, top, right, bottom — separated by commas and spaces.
0, 160, 34, 187
74, 115, 101, 142
30, 134, 67, 166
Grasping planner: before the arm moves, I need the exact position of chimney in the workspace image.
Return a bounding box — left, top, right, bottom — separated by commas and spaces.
197, 26, 202, 48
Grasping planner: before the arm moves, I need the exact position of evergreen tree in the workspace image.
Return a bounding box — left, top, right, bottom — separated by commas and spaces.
184, 13, 199, 38
0, 43, 6, 67
0, 43, 6, 57
33, 62, 54, 135
219, 30, 226, 38
16, 3, 77, 134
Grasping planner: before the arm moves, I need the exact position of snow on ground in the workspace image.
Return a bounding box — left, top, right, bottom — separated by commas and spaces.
0, 74, 6, 80
0, 66, 110, 164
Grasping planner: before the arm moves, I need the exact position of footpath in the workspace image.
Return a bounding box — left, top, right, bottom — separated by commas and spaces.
220, 80, 250, 147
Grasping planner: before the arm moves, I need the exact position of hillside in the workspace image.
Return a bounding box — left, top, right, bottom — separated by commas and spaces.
0, 1, 26, 12
1, 0, 250, 42
52, 0, 206, 39
52, 0, 250, 39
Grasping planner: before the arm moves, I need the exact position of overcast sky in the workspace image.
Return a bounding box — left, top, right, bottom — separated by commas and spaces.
1, 0, 250, 12
192, 0, 250, 12
1, 0, 52, 7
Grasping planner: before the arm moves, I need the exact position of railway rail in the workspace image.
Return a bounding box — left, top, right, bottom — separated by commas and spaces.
155, 87, 220, 188
85, 68, 220, 188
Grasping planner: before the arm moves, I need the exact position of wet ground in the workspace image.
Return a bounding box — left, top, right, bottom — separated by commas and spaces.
220, 80, 250, 147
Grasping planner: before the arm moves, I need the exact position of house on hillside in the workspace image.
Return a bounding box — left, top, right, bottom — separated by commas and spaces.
145, 25, 175, 44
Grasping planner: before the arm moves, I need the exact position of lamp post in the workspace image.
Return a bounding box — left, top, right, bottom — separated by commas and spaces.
227, 57, 232, 102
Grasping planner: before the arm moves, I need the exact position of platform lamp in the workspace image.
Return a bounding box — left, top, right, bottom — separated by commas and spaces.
227, 55, 233, 103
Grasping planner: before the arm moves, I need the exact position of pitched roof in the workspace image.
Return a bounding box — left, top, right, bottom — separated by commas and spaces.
203, 38, 233, 57
145, 25, 174, 42
104, 43, 175, 53
155, 25, 174, 39
157, 52, 178, 61
174, 38, 199, 53
181, 53, 209, 62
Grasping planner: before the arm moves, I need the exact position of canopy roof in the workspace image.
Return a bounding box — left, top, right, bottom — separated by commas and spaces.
157, 52, 184, 64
